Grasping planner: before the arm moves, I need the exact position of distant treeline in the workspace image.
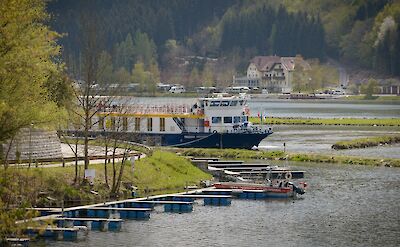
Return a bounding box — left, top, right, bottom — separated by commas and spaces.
220, 5, 325, 60
48, 0, 400, 79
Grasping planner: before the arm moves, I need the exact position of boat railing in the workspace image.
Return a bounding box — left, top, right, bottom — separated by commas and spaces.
98, 104, 203, 115
221, 125, 272, 134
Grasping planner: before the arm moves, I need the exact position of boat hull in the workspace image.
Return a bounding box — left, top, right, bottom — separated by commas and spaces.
214, 182, 295, 198
73, 131, 272, 149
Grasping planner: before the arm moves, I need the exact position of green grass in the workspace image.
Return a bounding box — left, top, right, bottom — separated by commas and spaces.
0, 151, 211, 206
133, 151, 211, 192
332, 135, 400, 150
250, 117, 400, 126
181, 148, 400, 167
344, 95, 400, 101
181, 148, 284, 160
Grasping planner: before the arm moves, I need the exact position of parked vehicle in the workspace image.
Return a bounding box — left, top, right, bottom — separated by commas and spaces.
169, 85, 186, 93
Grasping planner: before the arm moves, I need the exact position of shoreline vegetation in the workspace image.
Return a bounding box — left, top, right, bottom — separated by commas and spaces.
179, 148, 400, 168
332, 135, 400, 150
250, 117, 400, 126
0, 151, 211, 207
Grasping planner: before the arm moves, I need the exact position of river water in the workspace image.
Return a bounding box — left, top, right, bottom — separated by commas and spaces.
35, 161, 400, 247
259, 125, 400, 159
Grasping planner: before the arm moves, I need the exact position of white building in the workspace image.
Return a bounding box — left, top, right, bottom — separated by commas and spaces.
235, 55, 310, 93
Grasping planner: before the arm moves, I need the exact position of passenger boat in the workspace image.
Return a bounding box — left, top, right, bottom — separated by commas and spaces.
87, 94, 272, 149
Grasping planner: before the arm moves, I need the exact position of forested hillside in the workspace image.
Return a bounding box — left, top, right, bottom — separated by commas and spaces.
48, 0, 400, 86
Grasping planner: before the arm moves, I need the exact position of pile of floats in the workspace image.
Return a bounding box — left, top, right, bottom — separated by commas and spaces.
7, 158, 307, 246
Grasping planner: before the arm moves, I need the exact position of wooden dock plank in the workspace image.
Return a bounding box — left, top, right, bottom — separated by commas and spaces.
58, 217, 123, 222
89, 207, 152, 211
171, 194, 232, 199
137, 200, 193, 204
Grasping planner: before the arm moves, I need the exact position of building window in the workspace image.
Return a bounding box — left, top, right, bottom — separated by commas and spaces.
135, 117, 140, 131
122, 117, 128, 131
160, 118, 165, 132
147, 118, 153, 131
223, 117, 232, 123
212, 117, 222, 124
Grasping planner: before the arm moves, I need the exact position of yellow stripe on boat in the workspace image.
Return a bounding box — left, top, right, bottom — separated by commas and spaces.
97, 112, 204, 119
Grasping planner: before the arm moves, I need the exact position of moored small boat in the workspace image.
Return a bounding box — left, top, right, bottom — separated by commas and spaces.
213, 179, 307, 198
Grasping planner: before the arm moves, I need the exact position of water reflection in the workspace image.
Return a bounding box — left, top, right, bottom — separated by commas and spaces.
38, 162, 400, 247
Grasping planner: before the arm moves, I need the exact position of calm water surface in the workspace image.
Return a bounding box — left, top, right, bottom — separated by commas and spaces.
260, 125, 400, 159
35, 162, 400, 247
126, 97, 400, 119
249, 99, 400, 119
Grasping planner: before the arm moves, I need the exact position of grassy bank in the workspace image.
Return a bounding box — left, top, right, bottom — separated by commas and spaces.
344, 95, 400, 101
249, 117, 400, 126
0, 151, 211, 207
332, 135, 400, 150
181, 148, 400, 167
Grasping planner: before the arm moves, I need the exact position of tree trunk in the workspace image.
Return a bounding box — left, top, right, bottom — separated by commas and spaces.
114, 152, 127, 195
74, 140, 79, 184
104, 138, 109, 187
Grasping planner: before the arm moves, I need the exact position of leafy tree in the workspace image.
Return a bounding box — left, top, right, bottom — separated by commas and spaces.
201, 65, 214, 87
114, 67, 131, 85
0, 0, 66, 154
361, 79, 378, 99
114, 33, 135, 72
133, 31, 158, 69
0, 1, 69, 237
131, 62, 147, 92
97, 50, 114, 85
189, 68, 200, 89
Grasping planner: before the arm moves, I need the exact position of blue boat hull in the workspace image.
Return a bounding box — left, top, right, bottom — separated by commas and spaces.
77, 131, 272, 149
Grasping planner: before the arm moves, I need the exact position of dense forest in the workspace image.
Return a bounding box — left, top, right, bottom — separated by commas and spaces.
47, 0, 400, 87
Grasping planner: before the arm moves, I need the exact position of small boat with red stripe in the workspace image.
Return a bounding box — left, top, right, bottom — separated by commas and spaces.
213, 173, 307, 198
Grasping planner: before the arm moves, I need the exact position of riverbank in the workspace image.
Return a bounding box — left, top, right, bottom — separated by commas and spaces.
332, 135, 400, 150
180, 148, 400, 167
0, 151, 211, 207
250, 117, 400, 126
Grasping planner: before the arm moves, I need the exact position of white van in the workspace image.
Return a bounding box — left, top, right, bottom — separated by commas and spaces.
169, 85, 186, 93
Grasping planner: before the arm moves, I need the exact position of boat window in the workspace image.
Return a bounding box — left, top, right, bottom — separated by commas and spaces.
223, 117, 232, 123
122, 117, 128, 131
98, 117, 105, 130
230, 101, 238, 106
135, 117, 140, 131
210, 101, 221, 107
111, 117, 115, 131
147, 118, 153, 131
221, 101, 230, 106
239, 100, 244, 106
241, 116, 248, 122
233, 116, 241, 123
160, 118, 165, 132
212, 117, 222, 123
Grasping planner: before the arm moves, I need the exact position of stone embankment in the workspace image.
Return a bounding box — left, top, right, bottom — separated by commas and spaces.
2, 128, 62, 161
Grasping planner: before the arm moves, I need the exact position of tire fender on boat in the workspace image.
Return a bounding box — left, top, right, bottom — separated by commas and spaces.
285, 172, 292, 180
